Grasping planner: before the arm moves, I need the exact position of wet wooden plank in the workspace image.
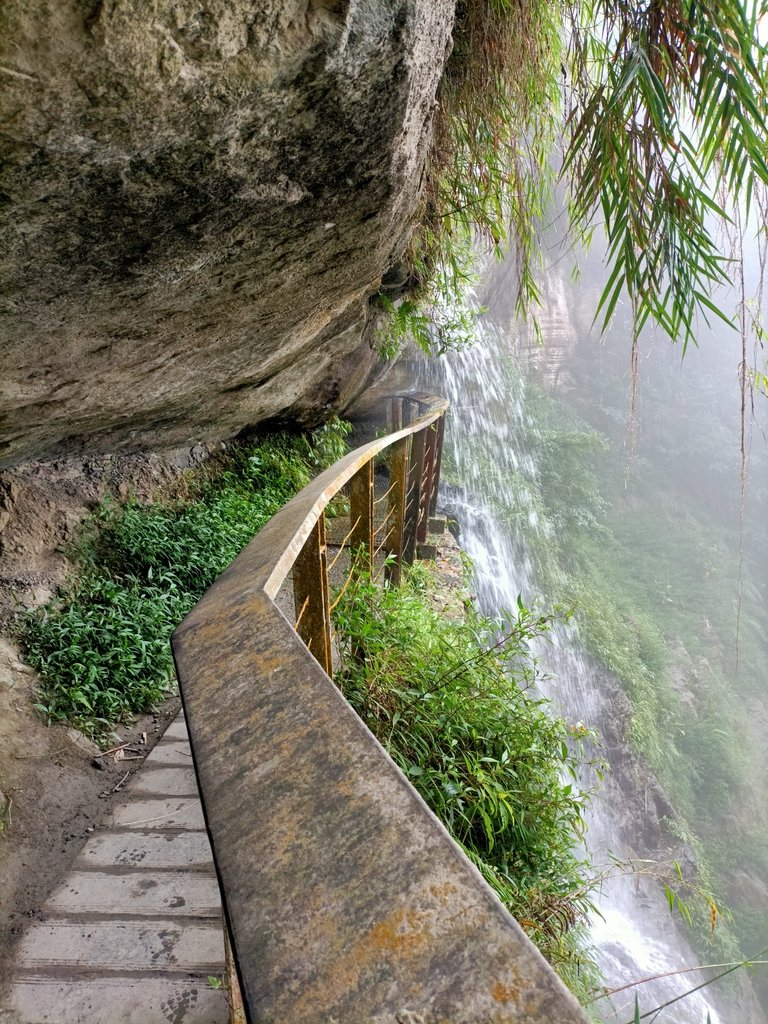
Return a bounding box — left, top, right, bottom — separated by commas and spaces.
292, 514, 332, 676
384, 437, 408, 586
349, 461, 374, 574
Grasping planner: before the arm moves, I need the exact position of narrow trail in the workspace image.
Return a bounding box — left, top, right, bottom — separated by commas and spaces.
1, 713, 228, 1024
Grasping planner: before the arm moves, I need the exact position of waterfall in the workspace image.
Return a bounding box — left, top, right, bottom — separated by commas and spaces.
409, 328, 739, 1024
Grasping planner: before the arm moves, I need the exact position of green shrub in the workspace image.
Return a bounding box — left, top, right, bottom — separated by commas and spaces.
25, 576, 192, 735
20, 426, 350, 739
332, 566, 599, 986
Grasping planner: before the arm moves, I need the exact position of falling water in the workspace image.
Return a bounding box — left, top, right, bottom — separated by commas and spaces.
410, 328, 741, 1024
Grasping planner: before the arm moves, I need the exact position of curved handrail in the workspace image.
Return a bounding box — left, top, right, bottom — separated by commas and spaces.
260, 391, 447, 598
171, 392, 587, 1024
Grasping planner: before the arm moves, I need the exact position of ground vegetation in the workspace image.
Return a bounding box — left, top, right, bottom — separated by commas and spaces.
332, 561, 602, 1003
18, 422, 350, 740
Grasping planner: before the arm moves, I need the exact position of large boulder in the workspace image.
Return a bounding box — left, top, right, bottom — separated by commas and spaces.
0, 0, 454, 466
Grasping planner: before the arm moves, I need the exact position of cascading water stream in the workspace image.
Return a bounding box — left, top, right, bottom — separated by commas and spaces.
410, 329, 733, 1024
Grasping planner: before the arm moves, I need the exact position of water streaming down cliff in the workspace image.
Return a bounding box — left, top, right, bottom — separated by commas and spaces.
412, 332, 735, 1024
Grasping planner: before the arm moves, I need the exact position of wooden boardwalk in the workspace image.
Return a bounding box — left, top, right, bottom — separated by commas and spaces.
1, 714, 229, 1024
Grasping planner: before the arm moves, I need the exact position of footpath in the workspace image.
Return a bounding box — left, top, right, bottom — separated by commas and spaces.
0, 713, 228, 1024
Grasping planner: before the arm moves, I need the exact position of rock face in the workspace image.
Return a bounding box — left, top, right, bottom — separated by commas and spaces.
0, 0, 454, 467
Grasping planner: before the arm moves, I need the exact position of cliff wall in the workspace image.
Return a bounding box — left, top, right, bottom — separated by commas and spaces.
0, 0, 453, 466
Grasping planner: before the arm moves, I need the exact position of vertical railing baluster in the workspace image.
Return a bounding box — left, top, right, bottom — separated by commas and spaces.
417, 424, 437, 543
389, 397, 403, 432
385, 437, 408, 585
429, 415, 445, 518
402, 398, 413, 428
402, 427, 426, 566
349, 460, 374, 575
293, 514, 333, 676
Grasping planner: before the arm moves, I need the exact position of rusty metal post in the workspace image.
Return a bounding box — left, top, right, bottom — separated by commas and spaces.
389, 397, 403, 432
385, 437, 408, 585
402, 427, 426, 566
349, 460, 374, 575
417, 424, 438, 543
293, 514, 333, 676
428, 414, 445, 517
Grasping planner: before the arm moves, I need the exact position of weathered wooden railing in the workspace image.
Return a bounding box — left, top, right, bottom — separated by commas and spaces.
290, 393, 446, 674
172, 392, 587, 1024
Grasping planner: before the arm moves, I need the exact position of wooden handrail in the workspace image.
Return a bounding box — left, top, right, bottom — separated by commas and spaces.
171, 392, 587, 1024
258, 391, 447, 600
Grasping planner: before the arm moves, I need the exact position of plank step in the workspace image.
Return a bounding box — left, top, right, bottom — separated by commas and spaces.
76, 831, 214, 871
2, 975, 228, 1024
128, 768, 199, 798
161, 719, 190, 742
47, 871, 221, 918
144, 742, 195, 766
17, 919, 225, 973
110, 799, 206, 830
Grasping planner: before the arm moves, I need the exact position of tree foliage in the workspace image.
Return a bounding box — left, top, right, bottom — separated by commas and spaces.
564, 0, 768, 349
421, 0, 768, 355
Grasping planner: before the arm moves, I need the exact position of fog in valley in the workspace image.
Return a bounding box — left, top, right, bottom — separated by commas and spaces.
412, 234, 768, 1022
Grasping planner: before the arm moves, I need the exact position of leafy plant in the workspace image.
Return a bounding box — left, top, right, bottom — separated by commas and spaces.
19, 427, 351, 739
332, 565, 600, 990
399, 0, 768, 383
375, 282, 481, 359
564, 0, 768, 348
25, 576, 191, 735
307, 417, 353, 470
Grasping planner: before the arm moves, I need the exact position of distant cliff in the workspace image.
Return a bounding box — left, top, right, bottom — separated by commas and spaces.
0, 1, 453, 466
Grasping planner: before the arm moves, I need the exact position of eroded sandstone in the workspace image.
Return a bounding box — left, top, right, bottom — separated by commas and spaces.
0, 0, 454, 466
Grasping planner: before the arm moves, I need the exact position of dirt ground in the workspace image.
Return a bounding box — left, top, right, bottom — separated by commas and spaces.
0, 444, 217, 985
0, 656, 180, 984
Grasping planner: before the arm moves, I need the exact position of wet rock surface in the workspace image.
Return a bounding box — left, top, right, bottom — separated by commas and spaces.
0, 0, 453, 466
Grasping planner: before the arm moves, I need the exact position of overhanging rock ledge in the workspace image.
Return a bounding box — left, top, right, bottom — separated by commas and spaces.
0, 0, 454, 467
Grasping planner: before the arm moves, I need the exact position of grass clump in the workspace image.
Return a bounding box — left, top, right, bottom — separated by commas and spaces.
424, 0, 562, 307
332, 564, 600, 992
20, 422, 351, 740
374, 0, 564, 360
24, 576, 192, 736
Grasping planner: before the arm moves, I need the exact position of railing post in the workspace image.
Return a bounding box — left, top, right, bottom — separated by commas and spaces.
292, 513, 333, 676
429, 414, 445, 517
402, 426, 426, 566
401, 397, 413, 428
417, 422, 438, 543
349, 460, 374, 574
389, 396, 403, 432
385, 437, 408, 585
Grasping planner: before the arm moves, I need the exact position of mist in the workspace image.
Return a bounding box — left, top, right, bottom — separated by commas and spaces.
404, 224, 768, 1022
482, 235, 768, 1016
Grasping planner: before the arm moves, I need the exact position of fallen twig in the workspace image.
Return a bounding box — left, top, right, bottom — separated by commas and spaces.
119, 804, 192, 827
98, 742, 132, 758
